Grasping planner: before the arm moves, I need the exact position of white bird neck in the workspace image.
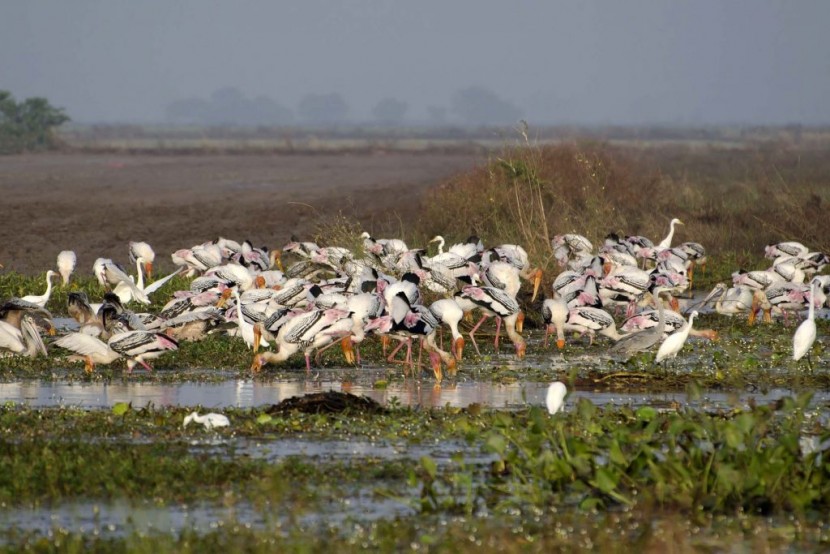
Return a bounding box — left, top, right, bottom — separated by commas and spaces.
659, 220, 677, 249
684, 313, 697, 335
135, 258, 145, 290
43, 273, 54, 297
435, 237, 445, 255
504, 312, 523, 345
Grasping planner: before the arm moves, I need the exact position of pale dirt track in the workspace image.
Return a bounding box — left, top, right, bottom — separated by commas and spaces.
0, 151, 482, 274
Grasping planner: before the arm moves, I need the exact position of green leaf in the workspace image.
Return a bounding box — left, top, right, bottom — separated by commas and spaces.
485, 434, 507, 455
256, 413, 273, 425
420, 456, 437, 479
724, 425, 743, 449
112, 402, 130, 416
579, 496, 603, 511
609, 440, 627, 466
636, 406, 657, 422
734, 413, 755, 434
593, 467, 618, 494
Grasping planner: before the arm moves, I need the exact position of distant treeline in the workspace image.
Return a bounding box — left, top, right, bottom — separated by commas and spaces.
165, 86, 523, 127
0, 90, 70, 154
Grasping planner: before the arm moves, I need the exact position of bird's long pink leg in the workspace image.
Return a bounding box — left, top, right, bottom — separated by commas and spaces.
468, 314, 490, 355
314, 334, 351, 361
494, 316, 502, 352
387, 338, 407, 363
688, 262, 695, 291
305, 353, 312, 373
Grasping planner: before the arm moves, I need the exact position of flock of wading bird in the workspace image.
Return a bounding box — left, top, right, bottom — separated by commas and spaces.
0, 218, 826, 381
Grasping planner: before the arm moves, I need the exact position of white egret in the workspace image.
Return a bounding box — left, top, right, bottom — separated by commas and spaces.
655, 310, 698, 363
793, 281, 818, 362
21, 271, 58, 309
546, 382, 567, 415
183, 412, 230, 430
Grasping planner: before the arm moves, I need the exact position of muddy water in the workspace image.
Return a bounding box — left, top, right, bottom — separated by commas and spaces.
0, 378, 825, 410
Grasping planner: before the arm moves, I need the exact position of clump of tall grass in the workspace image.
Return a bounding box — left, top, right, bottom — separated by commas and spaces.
312, 212, 366, 254
417, 131, 830, 278
418, 127, 671, 273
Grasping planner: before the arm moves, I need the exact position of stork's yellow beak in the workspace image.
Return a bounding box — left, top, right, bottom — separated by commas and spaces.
669, 296, 680, 312
531, 268, 542, 303
431, 357, 443, 383
453, 337, 465, 361
341, 337, 355, 365
252, 324, 262, 354
216, 289, 233, 308
445, 357, 457, 376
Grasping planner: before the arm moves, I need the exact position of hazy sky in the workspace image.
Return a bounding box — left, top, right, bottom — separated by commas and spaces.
2, 1, 829, 125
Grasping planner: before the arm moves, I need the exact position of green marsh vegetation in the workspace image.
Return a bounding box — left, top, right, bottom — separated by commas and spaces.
0, 399, 828, 550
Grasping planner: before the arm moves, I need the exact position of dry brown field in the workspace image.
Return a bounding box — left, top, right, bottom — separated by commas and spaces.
0, 151, 483, 273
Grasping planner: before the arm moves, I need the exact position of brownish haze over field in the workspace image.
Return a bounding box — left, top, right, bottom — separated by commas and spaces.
0, 152, 483, 274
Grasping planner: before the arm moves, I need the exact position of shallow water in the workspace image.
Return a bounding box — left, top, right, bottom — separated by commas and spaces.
0, 494, 415, 542
0, 378, 826, 410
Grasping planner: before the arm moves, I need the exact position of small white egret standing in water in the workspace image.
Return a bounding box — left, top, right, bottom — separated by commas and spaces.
183, 412, 230, 430
793, 281, 818, 364
655, 310, 698, 364
546, 382, 567, 415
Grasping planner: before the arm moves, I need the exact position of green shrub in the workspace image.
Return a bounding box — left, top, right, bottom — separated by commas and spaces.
0, 90, 70, 154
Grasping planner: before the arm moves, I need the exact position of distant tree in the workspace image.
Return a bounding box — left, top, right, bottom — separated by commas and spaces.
206, 87, 247, 125
165, 88, 294, 126
427, 105, 448, 125
165, 97, 210, 124
450, 86, 523, 126
371, 97, 408, 126
250, 95, 294, 126
0, 91, 70, 154
297, 93, 349, 125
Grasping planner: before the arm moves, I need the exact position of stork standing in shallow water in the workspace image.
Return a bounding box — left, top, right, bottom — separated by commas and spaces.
456, 285, 525, 358
55, 328, 179, 373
